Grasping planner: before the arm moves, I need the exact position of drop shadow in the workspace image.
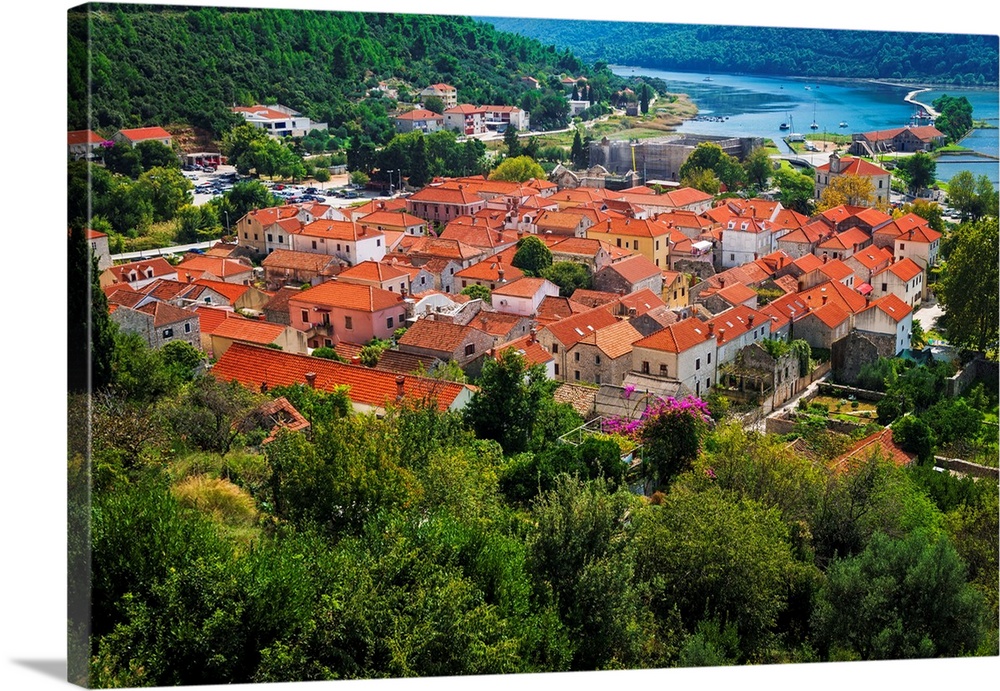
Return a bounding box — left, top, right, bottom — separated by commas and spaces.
11, 659, 67, 682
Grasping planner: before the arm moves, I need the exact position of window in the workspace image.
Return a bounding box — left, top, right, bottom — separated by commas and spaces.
462, 280, 468, 288
574, 352, 580, 362
879, 180, 884, 188
267, 234, 273, 243
301, 310, 309, 322
706, 378, 711, 389
659, 363, 668, 375
345, 316, 353, 329
696, 358, 701, 370
574, 370, 580, 381
311, 240, 317, 250
377, 239, 381, 246
278, 235, 283, 244
244, 232, 248, 239
730, 254, 735, 261
420, 276, 426, 285
673, 291, 678, 300
465, 343, 476, 356
162, 328, 173, 339
707, 352, 711, 364
387, 317, 394, 329
641, 361, 650, 374
633, 240, 639, 250
595, 355, 601, 365
617, 238, 622, 247
899, 243, 905, 250
881, 283, 888, 292
324, 339, 332, 347
554, 364, 560, 375
336, 244, 341, 251
552, 343, 559, 353
184, 323, 191, 333
656, 240, 660, 250
254, 234, 258, 241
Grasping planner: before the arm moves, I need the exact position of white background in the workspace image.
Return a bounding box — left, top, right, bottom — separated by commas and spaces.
2, 1, 997, 689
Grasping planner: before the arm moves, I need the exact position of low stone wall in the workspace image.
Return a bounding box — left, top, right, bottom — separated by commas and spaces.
817, 382, 885, 402
934, 456, 1000, 480
765, 410, 868, 436
946, 356, 999, 398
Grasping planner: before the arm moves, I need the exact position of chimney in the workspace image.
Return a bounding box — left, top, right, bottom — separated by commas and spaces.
822, 295, 828, 305
396, 375, 406, 401
717, 328, 726, 343
498, 267, 506, 282
529, 327, 537, 343
822, 253, 828, 263
305, 372, 317, 388
707, 322, 715, 336
351, 355, 361, 365
747, 313, 755, 326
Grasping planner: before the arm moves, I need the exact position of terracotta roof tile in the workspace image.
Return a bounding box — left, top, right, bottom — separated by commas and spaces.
570, 289, 622, 308
194, 306, 246, 334
536, 296, 589, 324
261, 249, 343, 273
831, 427, 916, 473
492, 277, 555, 299
178, 255, 252, 279
863, 293, 913, 322
816, 156, 889, 176
577, 319, 644, 359
117, 126, 172, 141
633, 316, 713, 353
398, 319, 481, 352
500, 335, 555, 367
541, 306, 620, 348
212, 318, 286, 344
290, 281, 404, 313
136, 301, 197, 328
881, 257, 923, 282
337, 260, 410, 284
211, 342, 469, 411
602, 254, 661, 284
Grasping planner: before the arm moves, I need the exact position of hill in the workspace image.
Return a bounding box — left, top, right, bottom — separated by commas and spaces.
481, 17, 999, 85
68, 4, 594, 140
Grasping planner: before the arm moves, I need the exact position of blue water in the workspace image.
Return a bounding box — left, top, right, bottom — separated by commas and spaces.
611, 65, 999, 188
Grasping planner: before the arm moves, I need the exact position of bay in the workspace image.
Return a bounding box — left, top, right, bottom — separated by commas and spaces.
610, 65, 999, 188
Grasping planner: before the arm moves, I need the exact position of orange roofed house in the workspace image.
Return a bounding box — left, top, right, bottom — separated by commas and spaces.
69, 130, 104, 159
630, 316, 719, 398
288, 281, 408, 349
814, 153, 891, 206
112, 126, 173, 148
212, 342, 474, 415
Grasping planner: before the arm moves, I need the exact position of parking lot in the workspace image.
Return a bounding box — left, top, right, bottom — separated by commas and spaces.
188, 165, 375, 209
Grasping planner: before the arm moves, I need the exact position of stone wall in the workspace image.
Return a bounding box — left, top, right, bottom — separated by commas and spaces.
946, 356, 999, 397
831, 330, 879, 385
934, 456, 1000, 480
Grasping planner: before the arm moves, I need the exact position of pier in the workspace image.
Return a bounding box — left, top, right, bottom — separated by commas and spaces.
904, 88, 940, 118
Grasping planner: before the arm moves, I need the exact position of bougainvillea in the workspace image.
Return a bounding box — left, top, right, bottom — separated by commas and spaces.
602, 395, 712, 490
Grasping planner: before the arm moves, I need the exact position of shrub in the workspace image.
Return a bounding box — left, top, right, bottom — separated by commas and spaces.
172, 475, 258, 527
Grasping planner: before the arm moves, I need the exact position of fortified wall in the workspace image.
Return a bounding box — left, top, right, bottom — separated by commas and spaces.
588, 134, 763, 183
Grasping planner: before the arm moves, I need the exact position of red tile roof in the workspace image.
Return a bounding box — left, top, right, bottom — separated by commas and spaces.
136, 301, 197, 328
799, 280, 868, 315
542, 306, 620, 348
817, 259, 855, 282
359, 210, 427, 228
570, 289, 621, 308
850, 246, 894, 271
212, 342, 469, 412
470, 311, 525, 338
103, 257, 176, 284
298, 219, 385, 242
337, 260, 409, 284
117, 126, 172, 142
261, 249, 342, 273
831, 427, 916, 473
882, 257, 923, 282
614, 288, 666, 316
536, 296, 589, 324
862, 293, 913, 322
806, 301, 850, 329
897, 224, 942, 244
492, 277, 555, 299
193, 306, 246, 335
633, 316, 713, 353
211, 318, 287, 344
396, 109, 444, 121
590, 217, 672, 238
818, 227, 870, 251
500, 335, 555, 367
290, 281, 404, 313
707, 305, 773, 344
192, 278, 251, 303
455, 258, 524, 283
602, 254, 662, 284
69, 130, 103, 145
716, 282, 758, 306
577, 319, 644, 359
178, 255, 252, 279
398, 318, 481, 353
859, 125, 943, 143
816, 156, 889, 176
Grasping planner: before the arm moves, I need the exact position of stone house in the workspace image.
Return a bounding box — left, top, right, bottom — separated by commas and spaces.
854, 293, 913, 356
110, 301, 200, 350
593, 254, 664, 296
630, 316, 718, 399
536, 306, 621, 380
564, 320, 644, 386
397, 318, 495, 377
261, 250, 344, 290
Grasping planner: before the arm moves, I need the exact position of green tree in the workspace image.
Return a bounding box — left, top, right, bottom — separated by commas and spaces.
638, 396, 711, 490
811, 530, 986, 660
162, 376, 265, 453
350, 170, 370, 188
631, 486, 795, 661
489, 155, 546, 182
102, 141, 143, 178
503, 125, 521, 157
570, 129, 587, 168
937, 216, 999, 352
817, 175, 876, 210
540, 261, 592, 297
463, 349, 553, 455
946, 171, 998, 222
460, 283, 491, 302
137, 166, 192, 222
423, 95, 445, 114
211, 180, 279, 229
408, 135, 430, 188
678, 142, 746, 190
774, 166, 816, 215
639, 83, 651, 114
135, 140, 179, 171
68, 225, 116, 393
891, 414, 937, 463
895, 151, 936, 194
511, 235, 553, 276
743, 147, 773, 192
897, 199, 945, 231
680, 167, 721, 195
221, 123, 271, 175
526, 476, 650, 670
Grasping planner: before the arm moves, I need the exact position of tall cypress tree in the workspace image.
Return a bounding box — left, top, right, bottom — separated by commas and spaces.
68, 225, 116, 394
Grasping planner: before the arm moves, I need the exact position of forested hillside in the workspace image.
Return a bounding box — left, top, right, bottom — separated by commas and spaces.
68, 4, 589, 137
483, 17, 999, 84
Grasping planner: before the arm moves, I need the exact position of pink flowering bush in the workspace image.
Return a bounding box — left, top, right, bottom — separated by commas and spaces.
603, 395, 712, 490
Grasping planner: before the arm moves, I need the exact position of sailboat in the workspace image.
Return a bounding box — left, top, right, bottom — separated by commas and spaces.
810, 103, 819, 130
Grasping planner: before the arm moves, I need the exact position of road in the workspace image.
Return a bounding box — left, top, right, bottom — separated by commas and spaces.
112, 239, 223, 262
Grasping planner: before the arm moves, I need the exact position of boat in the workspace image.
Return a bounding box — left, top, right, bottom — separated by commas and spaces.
805, 86, 811, 90
839, 121, 848, 128
779, 121, 789, 131
811, 121, 819, 130
703, 76, 713, 82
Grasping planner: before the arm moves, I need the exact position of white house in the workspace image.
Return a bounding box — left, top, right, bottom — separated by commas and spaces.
291, 220, 387, 264
490, 277, 560, 317
855, 294, 913, 356
231, 104, 327, 137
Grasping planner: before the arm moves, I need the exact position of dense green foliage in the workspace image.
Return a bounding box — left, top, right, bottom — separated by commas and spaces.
511, 235, 554, 277
484, 18, 999, 84
81, 319, 998, 685
69, 5, 597, 139
938, 216, 1000, 353
932, 95, 975, 143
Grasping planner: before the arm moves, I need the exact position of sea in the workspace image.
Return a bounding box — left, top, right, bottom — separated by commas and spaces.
610, 65, 999, 189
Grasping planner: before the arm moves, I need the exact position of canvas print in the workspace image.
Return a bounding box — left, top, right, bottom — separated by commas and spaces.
67, 1, 999, 688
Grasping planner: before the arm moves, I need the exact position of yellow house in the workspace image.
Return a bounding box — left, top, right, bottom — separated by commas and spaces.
585, 217, 672, 269
661, 270, 689, 309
